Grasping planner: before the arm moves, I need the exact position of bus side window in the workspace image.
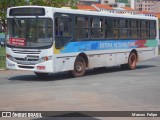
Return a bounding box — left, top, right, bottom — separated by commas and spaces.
55, 16, 72, 49
150, 21, 156, 38
75, 16, 89, 39
55, 18, 71, 37
91, 17, 103, 39
141, 20, 147, 38
55, 18, 63, 36
113, 19, 119, 39
131, 20, 138, 39
119, 19, 128, 39
105, 18, 114, 39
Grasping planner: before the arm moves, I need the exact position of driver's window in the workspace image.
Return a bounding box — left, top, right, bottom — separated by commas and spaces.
55, 17, 71, 37
55, 16, 72, 49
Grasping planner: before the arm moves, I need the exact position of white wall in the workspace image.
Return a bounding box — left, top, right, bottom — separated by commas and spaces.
101, 0, 116, 4
131, 0, 134, 9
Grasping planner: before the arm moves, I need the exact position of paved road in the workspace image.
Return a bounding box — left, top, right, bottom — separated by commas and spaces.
0, 56, 160, 120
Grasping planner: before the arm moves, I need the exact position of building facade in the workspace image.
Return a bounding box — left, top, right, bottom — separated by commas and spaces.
116, 0, 130, 6
115, 0, 128, 3
135, 0, 160, 13
78, 0, 100, 5
101, 0, 115, 4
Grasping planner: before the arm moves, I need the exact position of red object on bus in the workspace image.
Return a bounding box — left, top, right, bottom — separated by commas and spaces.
37, 66, 46, 70
9, 38, 26, 46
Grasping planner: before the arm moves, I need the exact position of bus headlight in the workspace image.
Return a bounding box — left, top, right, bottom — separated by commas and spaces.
6, 54, 14, 61
39, 56, 52, 63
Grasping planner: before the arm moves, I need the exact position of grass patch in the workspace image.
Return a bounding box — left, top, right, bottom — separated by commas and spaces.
0, 47, 6, 69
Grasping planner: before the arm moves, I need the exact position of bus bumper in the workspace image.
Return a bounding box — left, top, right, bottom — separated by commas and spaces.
6, 58, 53, 73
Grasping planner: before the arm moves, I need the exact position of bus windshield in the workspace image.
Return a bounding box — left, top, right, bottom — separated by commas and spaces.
7, 18, 53, 48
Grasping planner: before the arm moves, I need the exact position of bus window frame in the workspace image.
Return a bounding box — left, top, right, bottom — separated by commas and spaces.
54, 12, 157, 48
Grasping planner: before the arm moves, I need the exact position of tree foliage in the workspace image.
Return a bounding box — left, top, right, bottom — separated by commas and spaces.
0, 0, 78, 32
0, 0, 27, 32
29, 0, 77, 8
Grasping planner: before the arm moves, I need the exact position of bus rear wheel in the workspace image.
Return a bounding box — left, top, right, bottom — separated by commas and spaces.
72, 56, 86, 77
121, 52, 137, 70
128, 52, 137, 70
35, 72, 48, 78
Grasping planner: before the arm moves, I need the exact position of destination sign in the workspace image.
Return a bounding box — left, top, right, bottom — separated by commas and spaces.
9, 8, 45, 16
9, 38, 26, 46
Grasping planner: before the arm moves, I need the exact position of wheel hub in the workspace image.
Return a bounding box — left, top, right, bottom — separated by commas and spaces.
75, 62, 83, 73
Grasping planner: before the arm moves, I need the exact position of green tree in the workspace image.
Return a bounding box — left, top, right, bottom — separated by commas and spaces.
0, 0, 27, 32
29, 0, 77, 8
0, 0, 78, 32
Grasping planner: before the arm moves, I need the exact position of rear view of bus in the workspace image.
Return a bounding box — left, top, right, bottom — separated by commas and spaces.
6, 6, 53, 77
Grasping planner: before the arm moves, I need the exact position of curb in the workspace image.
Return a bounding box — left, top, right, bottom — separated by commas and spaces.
0, 69, 6, 71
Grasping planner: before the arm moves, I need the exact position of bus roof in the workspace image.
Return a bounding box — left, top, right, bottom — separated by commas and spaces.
7, 6, 158, 20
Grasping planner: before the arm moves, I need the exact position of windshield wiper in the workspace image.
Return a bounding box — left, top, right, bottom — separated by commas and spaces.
14, 16, 22, 31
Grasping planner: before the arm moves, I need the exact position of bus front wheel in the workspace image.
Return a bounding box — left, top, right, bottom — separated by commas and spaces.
35, 72, 48, 78
72, 56, 86, 77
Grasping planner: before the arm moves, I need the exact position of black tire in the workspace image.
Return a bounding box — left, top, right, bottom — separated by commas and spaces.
72, 56, 86, 77
34, 72, 48, 78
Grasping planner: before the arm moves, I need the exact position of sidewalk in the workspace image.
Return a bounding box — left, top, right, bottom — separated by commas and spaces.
0, 67, 6, 71
0, 68, 6, 71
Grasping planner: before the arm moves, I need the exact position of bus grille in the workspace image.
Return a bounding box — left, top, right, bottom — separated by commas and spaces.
11, 49, 41, 65
14, 57, 39, 62
12, 49, 41, 54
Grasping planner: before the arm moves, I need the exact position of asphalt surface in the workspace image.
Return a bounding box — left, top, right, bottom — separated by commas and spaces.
0, 56, 160, 120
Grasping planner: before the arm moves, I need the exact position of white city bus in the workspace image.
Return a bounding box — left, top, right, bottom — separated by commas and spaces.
6, 6, 159, 77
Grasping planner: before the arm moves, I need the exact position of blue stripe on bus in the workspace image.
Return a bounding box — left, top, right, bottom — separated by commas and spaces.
60, 40, 137, 53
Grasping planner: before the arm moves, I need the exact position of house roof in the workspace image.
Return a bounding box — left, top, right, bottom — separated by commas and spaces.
154, 13, 160, 18
122, 7, 135, 11
77, 5, 97, 11
92, 4, 113, 10
138, 10, 151, 14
